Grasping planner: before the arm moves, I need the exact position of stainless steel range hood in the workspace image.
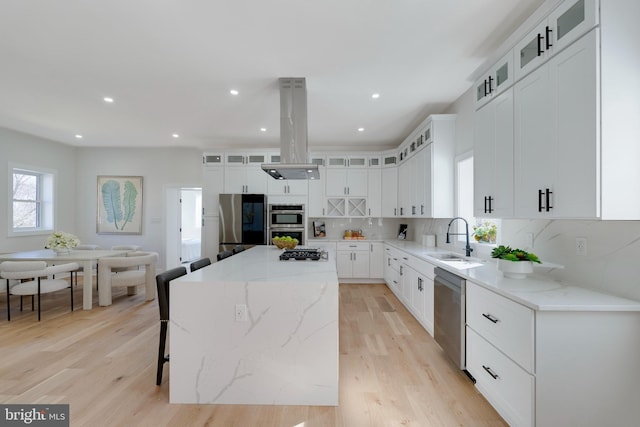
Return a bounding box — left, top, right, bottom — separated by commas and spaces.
261, 78, 320, 180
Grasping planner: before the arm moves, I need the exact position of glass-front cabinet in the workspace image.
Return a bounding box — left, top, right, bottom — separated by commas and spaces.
515, 0, 597, 80
475, 50, 514, 109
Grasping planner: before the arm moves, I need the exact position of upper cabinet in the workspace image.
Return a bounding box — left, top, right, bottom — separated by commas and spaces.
223, 151, 268, 194
476, 0, 640, 219
474, 88, 514, 218
514, 29, 598, 218
514, 0, 597, 81
475, 50, 514, 109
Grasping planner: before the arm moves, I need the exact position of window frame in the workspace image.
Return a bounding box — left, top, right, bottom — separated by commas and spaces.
8, 163, 56, 236
454, 151, 475, 243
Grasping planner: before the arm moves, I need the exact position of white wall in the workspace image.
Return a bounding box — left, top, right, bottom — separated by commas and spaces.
75, 147, 202, 269
0, 128, 77, 252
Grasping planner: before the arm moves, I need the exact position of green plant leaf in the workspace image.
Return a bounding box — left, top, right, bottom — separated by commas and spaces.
101, 180, 123, 230
120, 180, 138, 230
491, 245, 541, 263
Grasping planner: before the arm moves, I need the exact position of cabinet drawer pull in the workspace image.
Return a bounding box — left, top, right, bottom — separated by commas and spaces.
482, 313, 499, 323
482, 365, 499, 380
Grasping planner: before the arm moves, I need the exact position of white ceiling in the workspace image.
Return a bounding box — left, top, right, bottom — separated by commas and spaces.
0, 0, 544, 151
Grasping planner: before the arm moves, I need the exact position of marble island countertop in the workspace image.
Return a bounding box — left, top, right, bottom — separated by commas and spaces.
170, 246, 339, 405
384, 240, 640, 312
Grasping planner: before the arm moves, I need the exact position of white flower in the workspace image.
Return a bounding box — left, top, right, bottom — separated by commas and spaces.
45, 231, 80, 249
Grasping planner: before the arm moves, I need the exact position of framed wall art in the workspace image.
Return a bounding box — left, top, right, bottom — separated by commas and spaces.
97, 175, 143, 234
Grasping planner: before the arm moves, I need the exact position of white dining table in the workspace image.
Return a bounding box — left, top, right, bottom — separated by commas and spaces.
0, 249, 129, 310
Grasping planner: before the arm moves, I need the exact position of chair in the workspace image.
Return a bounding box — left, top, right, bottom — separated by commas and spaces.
1, 261, 79, 321
189, 257, 211, 272
98, 251, 158, 306
232, 245, 246, 255
111, 245, 141, 251
155, 266, 187, 385
217, 250, 233, 262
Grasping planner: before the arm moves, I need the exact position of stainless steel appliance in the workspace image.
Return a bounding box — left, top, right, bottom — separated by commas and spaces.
434, 267, 466, 370
218, 194, 268, 252
269, 203, 305, 245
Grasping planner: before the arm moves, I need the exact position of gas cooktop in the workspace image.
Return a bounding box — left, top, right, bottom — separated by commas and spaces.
279, 248, 327, 261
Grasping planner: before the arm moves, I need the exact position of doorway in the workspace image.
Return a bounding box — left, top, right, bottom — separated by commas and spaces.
165, 187, 202, 269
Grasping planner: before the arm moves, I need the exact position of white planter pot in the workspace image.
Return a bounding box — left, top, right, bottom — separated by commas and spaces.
497, 259, 533, 279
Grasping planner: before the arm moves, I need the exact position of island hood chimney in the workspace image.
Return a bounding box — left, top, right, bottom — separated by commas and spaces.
261, 77, 320, 180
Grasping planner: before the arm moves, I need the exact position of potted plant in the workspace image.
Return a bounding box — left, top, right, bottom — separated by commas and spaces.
473, 221, 497, 243
491, 245, 541, 279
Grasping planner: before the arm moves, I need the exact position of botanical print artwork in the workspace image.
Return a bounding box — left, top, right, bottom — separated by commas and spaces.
97, 176, 143, 234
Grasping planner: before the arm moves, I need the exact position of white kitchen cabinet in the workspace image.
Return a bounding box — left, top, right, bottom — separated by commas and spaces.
307, 165, 326, 217
267, 177, 308, 196
514, 29, 598, 218
368, 242, 384, 279
384, 245, 402, 297
202, 152, 224, 167
367, 167, 382, 218
514, 0, 597, 81
224, 166, 268, 194
475, 50, 514, 110
397, 159, 412, 217
200, 215, 220, 264
474, 87, 514, 218
326, 168, 367, 197
202, 166, 224, 217
381, 166, 398, 217
336, 242, 369, 278
466, 279, 640, 426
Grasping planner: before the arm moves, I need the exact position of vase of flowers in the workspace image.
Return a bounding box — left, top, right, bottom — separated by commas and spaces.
491, 245, 541, 279
45, 231, 80, 254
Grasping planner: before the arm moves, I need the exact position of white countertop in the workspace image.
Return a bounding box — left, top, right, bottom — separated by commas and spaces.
384, 240, 640, 312
182, 245, 338, 284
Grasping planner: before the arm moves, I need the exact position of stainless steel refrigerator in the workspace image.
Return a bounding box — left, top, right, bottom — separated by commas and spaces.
218, 194, 268, 253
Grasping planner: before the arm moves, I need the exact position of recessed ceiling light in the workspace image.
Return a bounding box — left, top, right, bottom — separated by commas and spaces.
103, 97, 114, 103
229, 89, 239, 96
172, 133, 180, 138
75, 134, 83, 139
358, 128, 365, 132
260, 128, 267, 132
371, 93, 380, 99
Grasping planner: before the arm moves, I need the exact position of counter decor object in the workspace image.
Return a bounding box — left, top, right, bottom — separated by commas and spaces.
272, 236, 298, 249
491, 245, 541, 279
45, 231, 80, 254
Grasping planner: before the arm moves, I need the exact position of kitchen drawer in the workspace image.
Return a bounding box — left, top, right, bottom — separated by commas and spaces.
466, 281, 534, 372
403, 255, 435, 279
337, 241, 369, 251
467, 327, 534, 427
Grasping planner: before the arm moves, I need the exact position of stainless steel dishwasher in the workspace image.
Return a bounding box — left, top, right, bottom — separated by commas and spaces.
434, 267, 466, 370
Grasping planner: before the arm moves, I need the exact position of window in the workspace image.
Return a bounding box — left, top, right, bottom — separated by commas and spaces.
455, 152, 475, 242
10, 166, 54, 234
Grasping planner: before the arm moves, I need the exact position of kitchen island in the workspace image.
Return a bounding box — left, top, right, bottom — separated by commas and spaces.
170, 245, 338, 405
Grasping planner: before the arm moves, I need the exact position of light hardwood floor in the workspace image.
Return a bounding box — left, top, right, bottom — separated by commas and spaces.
0, 279, 506, 426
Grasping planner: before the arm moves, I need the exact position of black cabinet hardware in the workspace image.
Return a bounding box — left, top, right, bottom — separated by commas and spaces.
482, 313, 500, 323
545, 26, 553, 49
483, 365, 499, 380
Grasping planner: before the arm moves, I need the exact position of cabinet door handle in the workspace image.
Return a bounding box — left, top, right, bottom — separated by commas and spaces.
369, 208, 371, 216
353, 253, 356, 261
394, 208, 397, 216
484, 79, 489, 96
387, 258, 391, 266
421, 205, 424, 215
412, 206, 416, 215
484, 196, 488, 213
482, 365, 499, 380
488, 75, 494, 94
545, 188, 553, 212
538, 189, 544, 212
400, 265, 403, 276
488, 196, 493, 213
545, 25, 553, 50
418, 277, 423, 291
537, 33, 544, 56
482, 313, 500, 323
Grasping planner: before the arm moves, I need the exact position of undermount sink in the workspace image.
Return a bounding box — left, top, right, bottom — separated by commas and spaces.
426, 252, 485, 269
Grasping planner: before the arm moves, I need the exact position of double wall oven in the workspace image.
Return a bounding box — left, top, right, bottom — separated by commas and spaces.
269, 204, 305, 245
